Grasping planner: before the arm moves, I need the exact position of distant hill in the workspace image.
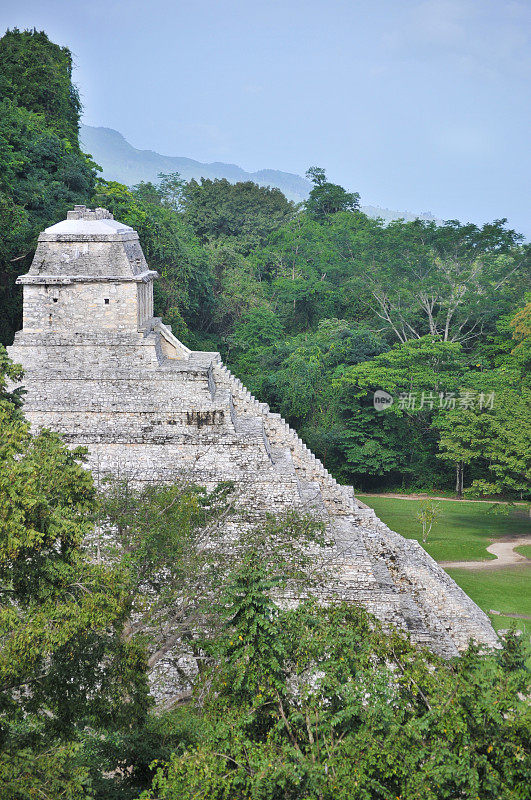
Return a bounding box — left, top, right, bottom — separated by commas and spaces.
80, 125, 312, 203
80, 124, 440, 223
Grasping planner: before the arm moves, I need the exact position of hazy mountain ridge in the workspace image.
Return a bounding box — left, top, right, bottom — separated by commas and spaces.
81, 125, 312, 202
81, 124, 440, 223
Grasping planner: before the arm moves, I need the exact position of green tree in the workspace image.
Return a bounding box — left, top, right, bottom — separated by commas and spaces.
216, 555, 286, 701
435, 406, 489, 497
0, 28, 82, 145
467, 388, 531, 503
437, 303, 531, 501
207, 245, 267, 342
416, 500, 441, 542
0, 29, 97, 345
0, 348, 149, 798
230, 307, 285, 352
98, 475, 326, 695
365, 218, 528, 345
329, 337, 466, 488
182, 178, 296, 253
157, 172, 185, 212
131, 180, 164, 206
305, 166, 360, 221
143, 571, 531, 800
509, 298, 531, 374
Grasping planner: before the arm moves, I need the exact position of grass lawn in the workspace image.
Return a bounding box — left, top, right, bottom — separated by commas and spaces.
357, 495, 530, 562
445, 566, 531, 618
515, 544, 531, 559
445, 566, 531, 639
357, 494, 531, 638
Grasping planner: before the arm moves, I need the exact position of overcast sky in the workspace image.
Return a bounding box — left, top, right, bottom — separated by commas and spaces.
2, 0, 530, 236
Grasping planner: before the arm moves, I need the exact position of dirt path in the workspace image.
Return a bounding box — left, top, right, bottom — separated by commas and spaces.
361, 492, 529, 507
439, 535, 531, 570
490, 609, 531, 622
360, 492, 531, 569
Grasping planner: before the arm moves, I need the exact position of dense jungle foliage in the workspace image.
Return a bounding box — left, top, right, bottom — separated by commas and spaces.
0, 345, 529, 800
1, 29, 530, 498
0, 28, 530, 800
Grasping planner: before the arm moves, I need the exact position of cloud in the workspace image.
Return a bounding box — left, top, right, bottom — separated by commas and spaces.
382, 0, 531, 77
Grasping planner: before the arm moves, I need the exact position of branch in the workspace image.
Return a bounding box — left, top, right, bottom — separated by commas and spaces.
390, 648, 432, 711
276, 691, 303, 753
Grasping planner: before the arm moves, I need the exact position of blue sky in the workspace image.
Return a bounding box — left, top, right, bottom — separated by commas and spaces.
2, 0, 530, 236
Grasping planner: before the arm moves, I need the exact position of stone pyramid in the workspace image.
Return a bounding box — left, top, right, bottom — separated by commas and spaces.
8, 206, 498, 677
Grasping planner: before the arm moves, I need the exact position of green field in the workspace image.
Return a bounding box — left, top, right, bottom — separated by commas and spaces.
358, 495, 531, 638
357, 495, 529, 562
445, 566, 531, 618
446, 567, 531, 642
515, 544, 531, 559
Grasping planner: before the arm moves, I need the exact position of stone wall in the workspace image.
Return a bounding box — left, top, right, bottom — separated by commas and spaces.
30, 236, 147, 278
7, 207, 500, 701
21, 280, 143, 332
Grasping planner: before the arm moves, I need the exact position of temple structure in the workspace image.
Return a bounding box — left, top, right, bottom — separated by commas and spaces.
8, 206, 498, 696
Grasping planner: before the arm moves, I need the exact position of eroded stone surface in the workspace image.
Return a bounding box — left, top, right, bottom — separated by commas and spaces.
8, 207, 499, 698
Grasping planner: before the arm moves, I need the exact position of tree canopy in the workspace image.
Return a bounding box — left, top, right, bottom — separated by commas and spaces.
0, 27, 529, 499
0, 29, 97, 344
143, 561, 531, 800
0, 347, 149, 798
0, 27, 530, 799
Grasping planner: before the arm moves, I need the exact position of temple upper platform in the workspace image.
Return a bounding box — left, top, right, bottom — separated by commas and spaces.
15, 206, 157, 331
18, 205, 157, 282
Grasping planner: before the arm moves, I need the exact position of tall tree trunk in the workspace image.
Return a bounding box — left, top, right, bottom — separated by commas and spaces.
455, 462, 464, 499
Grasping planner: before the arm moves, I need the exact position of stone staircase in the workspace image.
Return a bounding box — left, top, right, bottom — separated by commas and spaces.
213, 362, 361, 516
